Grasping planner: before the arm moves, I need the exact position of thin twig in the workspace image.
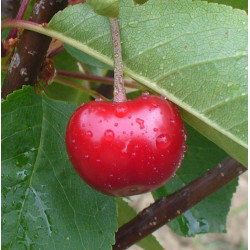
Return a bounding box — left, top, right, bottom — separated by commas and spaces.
113, 158, 246, 249
7, 0, 31, 40
109, 18, 126, 102
54, 76, 110, 101
57, 70, 144, 90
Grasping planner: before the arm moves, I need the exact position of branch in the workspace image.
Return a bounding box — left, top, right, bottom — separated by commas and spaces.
2, 0, 68, 99
2, 0, 21, 19
57, 70, 144, 90
113, 158, 246, 249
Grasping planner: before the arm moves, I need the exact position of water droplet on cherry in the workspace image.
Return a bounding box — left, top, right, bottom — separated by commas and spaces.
182, 145, 188, 152
84, 154, 89, 159
136, 118, 145, 129
156, 134, 170, 149
84, 130, 93, 138
104, 130, 114, 141
95, 97, 104, 102
115, 104, 128, 117
141, 91, 149, 99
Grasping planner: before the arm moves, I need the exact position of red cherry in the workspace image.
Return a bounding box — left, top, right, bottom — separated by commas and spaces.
65, 94, 186, 196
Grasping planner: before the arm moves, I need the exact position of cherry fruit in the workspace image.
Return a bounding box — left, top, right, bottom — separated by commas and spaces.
66, 94, 187, 196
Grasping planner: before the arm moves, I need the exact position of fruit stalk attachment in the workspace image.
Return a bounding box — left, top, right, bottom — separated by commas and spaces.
109, 17, 127, 103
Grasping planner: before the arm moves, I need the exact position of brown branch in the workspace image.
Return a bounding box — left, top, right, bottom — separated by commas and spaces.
113, 158, 246, 249
1, 0, 21, 19
2, 0, 68, 99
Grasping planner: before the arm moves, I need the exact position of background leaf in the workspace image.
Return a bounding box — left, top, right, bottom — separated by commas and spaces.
86, 0, 119, 17
117, 198, 164, 250
200, 0, 248, 12
2, 86, 117, 249
45, 49, 90, 105
133, 0, 149, 5
47, 0, 248, 166
64, 44, 112, 69
153, 124, 238, 237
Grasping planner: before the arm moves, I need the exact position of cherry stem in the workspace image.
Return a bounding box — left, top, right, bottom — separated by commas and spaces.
54, 76, 110, 101
6, 0, 31, 40
57, 70, 144, 90
109, 18, 127, 103
113, 158, 246, 249
47, 45, 65, 58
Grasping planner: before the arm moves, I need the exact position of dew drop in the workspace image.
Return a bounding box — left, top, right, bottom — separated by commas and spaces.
170, 119, 176, 125
84, 130, 93, 138
141, 91, 149, 97
182, 145, 188, 152
96, 159, 101, 163
115, 104, 128, 117
95, 97, 104, 102
132, 152, 136, 156
72, 139, 76, 143
84, 154, 89, 159
156, 134, 170, 149
136, 118, 145, 129
180, 129, 185, 135
104, 129, 115, 141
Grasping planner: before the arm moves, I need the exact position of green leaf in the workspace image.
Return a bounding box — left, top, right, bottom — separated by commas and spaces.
2, 86, 117, 249
64, 44, 113, 69
117, 198, 164, 250
153, 123, 238, 237
45, 49, 90, 105
86, 0, 119, 17
199, 0, 248, 12
46, 0, 247, 166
